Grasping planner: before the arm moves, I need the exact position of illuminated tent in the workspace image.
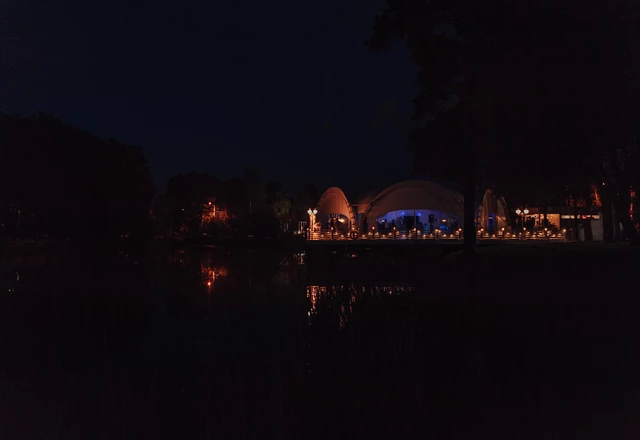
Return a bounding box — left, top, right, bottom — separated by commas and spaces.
314, 187, 356, 228
313, 180, 508, 233
361, 180, 464, 224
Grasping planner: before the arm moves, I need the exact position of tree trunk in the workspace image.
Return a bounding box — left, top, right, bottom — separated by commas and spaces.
462, 131, 477, 254
614, 196, 637, 242
462, 89, 477, 254
463, 169, 477, 254
613, 200, 623, 241
601, 186, 614, 242
573, 197, 580, 242
583, 219, 593, 242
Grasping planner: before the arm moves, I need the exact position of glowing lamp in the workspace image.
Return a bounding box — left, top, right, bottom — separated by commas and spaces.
523, 209, 529, 215
515, 209, 522, 215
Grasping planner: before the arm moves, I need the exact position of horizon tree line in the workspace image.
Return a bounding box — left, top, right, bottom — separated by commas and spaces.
1, 102, 637, 245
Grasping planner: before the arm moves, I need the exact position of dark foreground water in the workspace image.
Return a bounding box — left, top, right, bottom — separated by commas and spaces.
1, 244, 639, 439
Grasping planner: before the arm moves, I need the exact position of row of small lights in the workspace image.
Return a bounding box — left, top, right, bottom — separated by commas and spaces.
310, 228, 567, 240
307, 208, 567, 240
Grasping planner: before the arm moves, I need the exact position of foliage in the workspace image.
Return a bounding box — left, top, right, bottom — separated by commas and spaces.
0, 112, 155, 242
369, 0, 640, 242
155, 171, 318, 240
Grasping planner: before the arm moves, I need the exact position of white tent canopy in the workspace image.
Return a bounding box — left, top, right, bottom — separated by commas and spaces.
315, 187, 356, 225
363, 180, 464, 222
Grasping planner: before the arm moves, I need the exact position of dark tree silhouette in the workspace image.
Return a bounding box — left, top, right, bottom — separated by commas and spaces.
0, 112, 155, 245
370, 0, 640, 248
160, 172, 225, 238
292, 184, 320, 230
265, 181, 294, 234
157, 170, 295, 240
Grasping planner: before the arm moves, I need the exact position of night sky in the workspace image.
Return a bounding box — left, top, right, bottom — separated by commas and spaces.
0, 0, 418, 196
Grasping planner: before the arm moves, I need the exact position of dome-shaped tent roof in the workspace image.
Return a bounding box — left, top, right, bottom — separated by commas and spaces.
315, 187, 356, 224
362, 180, 464, 220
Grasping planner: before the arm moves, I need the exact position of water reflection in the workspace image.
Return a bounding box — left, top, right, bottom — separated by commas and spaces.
293, 252, 306, 265
306, 284, 415, 327
157, 249, 415, 327
200, 256, 228, 288
4, 246, 637, 439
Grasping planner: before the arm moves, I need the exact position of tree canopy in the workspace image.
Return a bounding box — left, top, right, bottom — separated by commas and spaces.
0, 112, 155, 242
369, 0, 640, 242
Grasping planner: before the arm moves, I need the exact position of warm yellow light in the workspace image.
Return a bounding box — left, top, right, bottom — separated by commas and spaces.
207, 281, 212, 287
524, 209, 529, 215
515, 209, 522, 215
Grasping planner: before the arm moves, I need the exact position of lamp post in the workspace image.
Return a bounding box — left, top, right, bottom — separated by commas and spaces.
515, 208, 529, 239
307, 209, 317, 240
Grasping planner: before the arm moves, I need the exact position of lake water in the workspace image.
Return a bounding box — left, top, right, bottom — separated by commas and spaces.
1, 245, 638, 439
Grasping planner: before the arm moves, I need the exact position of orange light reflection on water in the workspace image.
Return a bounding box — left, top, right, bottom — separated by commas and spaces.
201, 264, 228, 288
